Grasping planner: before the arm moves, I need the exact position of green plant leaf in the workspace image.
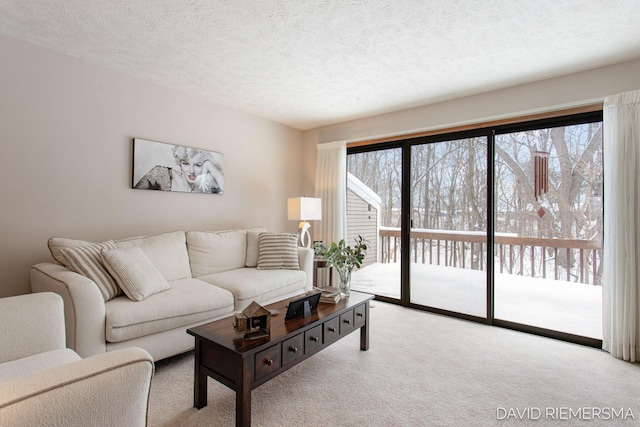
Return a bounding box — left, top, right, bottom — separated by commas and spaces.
319, 235, 369, 272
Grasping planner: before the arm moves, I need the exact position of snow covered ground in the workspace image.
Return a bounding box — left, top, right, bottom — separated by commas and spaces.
350, 262, 603, 339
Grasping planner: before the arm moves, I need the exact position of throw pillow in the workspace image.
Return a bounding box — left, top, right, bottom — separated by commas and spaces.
59, 241, 122, 301
48, 237, 96, 265
101, 246, 171, 301
256, 232, 300, 270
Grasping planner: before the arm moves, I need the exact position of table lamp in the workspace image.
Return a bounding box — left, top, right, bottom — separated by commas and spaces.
287, 197, 322, 248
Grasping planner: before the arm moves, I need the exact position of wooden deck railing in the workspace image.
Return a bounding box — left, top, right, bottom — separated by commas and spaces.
379, 228, 602, 285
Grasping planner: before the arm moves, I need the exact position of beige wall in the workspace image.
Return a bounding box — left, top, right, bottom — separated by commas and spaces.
4, 31, 639, 298
301, 58, 640, 196
0, 35, 304, 297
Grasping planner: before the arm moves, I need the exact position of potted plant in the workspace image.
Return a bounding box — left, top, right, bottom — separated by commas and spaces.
319, 235, 369, 296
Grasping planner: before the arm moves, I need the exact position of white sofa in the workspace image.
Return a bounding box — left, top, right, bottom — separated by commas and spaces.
0, 292, 154, 427
30, 229, 314, 361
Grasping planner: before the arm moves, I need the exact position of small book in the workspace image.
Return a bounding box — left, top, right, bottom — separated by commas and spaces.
320, 293, 341, 304
315, 286, 341, 304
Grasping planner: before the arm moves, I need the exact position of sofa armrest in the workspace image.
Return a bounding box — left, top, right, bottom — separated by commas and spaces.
0, 293, 66, 364
297, 247, 314, 291
30, 263, 107, 358
0, 347, 154, 427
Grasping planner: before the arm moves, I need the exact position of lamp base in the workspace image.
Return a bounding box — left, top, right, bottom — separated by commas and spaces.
298, 221, 312, 248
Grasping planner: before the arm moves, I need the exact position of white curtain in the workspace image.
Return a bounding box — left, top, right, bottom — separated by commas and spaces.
314, 140, 347, 247
603, 89, 640, 361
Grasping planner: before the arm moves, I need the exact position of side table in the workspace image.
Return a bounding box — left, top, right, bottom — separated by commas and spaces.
313, 257, 333, 288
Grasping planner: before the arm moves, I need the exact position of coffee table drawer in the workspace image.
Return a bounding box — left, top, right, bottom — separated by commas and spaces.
340, 310, 355, 335
304, 325, 323, 353
255, 344, 281, 380
353, 303, 367, 328
282, 333, 304, 366
323, 316, 340, 344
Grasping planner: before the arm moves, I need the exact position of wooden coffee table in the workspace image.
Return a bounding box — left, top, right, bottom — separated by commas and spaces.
187, 291, 373, 427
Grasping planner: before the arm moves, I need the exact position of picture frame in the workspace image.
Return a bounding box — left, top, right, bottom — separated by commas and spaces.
284, 291, 322, 320
132, 138, 224, 194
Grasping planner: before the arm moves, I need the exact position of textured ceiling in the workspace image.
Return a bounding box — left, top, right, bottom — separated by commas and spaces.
1, 0, 640, 130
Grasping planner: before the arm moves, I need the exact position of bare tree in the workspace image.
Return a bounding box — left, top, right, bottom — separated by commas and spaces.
347, 122, 603, 282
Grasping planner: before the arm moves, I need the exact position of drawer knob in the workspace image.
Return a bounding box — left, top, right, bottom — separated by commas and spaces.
289, 346, 298, 353
328, 327, 336, 332
265, 359, 274, 366
343, 319, 351, 324
310, 336, 319, 342
357, 313, 364, 317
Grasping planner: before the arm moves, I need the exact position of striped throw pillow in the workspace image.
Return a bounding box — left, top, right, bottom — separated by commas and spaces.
60, 241, 122, 301
101, 246, 170, 301
256, 233, 300, 270
48, 237, 94, 265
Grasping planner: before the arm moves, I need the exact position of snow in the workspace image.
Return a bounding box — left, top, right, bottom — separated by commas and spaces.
350, 262, 602, 339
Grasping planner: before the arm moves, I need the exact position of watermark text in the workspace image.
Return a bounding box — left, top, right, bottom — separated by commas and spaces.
497, 406, 635, 421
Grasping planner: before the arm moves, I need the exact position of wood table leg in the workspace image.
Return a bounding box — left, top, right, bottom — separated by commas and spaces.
360, 301, 370, 351
236, 357, 252, 426
194, 340, 208, 409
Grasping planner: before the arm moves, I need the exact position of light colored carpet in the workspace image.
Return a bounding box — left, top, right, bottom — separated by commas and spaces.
148, 302, 640, 426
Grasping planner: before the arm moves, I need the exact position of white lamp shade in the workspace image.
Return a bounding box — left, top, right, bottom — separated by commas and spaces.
287, 197, 322, 221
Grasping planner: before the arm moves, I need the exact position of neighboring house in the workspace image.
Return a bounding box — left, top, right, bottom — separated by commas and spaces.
346, 173, 380, 267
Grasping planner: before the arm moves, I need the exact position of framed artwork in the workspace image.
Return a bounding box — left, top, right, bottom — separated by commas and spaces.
132, 138, 224, 194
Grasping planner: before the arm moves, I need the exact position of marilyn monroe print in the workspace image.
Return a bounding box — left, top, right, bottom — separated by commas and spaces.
133, 139, 224, 194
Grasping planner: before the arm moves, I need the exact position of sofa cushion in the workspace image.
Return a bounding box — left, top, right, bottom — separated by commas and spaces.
115, 231, 191, 281
245, 227, 266, 267
0, 349, 80, 383
105, 278, 234, 343
102, 246, 171, 301
59, 241, 122, 301
187, 230, 247, 277
256, 232, 300, 270
199, 268, 306, 307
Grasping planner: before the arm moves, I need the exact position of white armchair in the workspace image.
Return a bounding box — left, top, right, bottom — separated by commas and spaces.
0, 292, 154, 427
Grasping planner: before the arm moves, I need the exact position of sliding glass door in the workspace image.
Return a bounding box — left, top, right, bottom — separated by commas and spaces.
346, 111, 603, 345
409, 137, 487, 317
493, 121, 603, 339
347, 146, 402, 300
